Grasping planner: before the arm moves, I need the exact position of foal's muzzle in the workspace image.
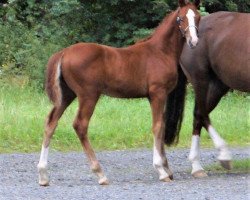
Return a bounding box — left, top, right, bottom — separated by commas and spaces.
187, 37, 199, 49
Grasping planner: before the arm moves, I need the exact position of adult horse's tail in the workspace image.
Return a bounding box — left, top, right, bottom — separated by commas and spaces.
45, 51, 75, 106
164, 65, 187, 146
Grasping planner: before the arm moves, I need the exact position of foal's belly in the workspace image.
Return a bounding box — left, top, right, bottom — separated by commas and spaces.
102, 80, 148, 98
102, 57, 149, 98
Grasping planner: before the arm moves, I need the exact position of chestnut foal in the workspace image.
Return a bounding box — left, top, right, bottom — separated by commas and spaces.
38, 0, 201, 186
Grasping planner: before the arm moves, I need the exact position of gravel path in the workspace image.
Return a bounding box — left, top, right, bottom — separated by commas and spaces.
0, 148, 249, 200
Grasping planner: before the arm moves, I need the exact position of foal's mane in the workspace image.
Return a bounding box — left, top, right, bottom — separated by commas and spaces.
135, 35, 153, 44
135, 10, 178, 44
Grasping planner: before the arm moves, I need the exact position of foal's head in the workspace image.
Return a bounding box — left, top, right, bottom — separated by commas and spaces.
177, 0, 201, 48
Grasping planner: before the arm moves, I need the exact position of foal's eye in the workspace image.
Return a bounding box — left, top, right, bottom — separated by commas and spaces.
176, 17, 182, 24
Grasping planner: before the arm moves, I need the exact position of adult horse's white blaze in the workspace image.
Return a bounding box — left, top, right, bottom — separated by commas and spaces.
208, 125, 232, 161
186, 9, 198, 47
37, 146, 49, 186
188, 135, 205, 175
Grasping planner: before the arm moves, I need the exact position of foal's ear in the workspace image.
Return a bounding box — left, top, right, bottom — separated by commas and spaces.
194, 0, 201, 7
179, 0, 189, 7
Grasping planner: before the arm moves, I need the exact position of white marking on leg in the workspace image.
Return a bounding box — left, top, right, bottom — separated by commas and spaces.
186, 9, 198, 46
38, 145, 49, 168
91, 161, 109, 185
189, 135, 204, 174
98, 175, 109, 185
37, 145, 49, 185
153, 141, 169, 180
208, 125, 232, 160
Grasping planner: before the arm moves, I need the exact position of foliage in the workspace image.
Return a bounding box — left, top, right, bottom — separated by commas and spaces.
0, 20, 61, 88
199, 6, 209, 16
203, 0, 250, 13
0, 0, 249, 88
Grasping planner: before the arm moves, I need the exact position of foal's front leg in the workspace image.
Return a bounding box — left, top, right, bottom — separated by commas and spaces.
149, 90, 173, 182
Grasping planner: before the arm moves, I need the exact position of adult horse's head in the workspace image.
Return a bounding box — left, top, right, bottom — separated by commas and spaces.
177, 0, 201, 48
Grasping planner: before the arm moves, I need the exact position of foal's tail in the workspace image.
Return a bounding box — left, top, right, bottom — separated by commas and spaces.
45, 51, 75, 106
164, 65, 187, 146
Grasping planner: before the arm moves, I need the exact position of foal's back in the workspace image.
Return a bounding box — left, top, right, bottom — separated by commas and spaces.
181, 12, 250, 92
60, 41, 176, 98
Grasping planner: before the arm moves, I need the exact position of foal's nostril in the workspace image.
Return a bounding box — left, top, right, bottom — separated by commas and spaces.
189, 40, 194, 48
188, 36, 199, 48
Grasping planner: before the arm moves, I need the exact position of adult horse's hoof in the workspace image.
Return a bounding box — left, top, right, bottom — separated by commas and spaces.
219, 160, 232, 170
98, 176, 109, 185
192, 170, 208, 178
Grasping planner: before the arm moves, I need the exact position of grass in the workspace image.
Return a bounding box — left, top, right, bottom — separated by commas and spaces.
0, 84, 249, 153
205, 159, 250, 174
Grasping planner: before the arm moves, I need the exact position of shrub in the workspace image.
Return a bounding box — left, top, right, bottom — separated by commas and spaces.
0, 21, 62, 88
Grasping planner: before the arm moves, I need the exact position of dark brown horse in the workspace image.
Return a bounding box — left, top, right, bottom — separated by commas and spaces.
174, 11, 250, 178
37, 0, 201, 186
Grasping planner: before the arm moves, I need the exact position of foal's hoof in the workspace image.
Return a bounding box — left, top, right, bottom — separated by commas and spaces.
160, 176, 172, 182
192, 170, 208, 178
39, 180, 50, 186
38, 167, 49, 186
98, 176, 109, 185
168, 174, 174, 180
219, 160, 232, 170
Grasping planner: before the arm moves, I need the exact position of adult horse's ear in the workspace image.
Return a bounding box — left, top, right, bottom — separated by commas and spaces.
194, 0, 201, 7
179, 0, 189, 7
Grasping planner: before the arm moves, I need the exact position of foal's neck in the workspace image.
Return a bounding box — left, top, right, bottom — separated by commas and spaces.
150, 10, 184, 58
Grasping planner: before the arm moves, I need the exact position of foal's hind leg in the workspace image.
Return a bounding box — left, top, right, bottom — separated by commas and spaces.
73, 95, 108, 185
149, 89, 173, 182
37, 99, 73, 186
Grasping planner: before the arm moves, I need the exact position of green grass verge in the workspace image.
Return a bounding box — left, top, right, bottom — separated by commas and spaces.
0, 85, 249, 153
205, 159, 250, 174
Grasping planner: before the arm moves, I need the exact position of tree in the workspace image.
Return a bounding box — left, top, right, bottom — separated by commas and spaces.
0, 0, 249, 88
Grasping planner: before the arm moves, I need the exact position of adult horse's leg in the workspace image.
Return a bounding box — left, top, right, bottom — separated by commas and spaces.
73, 92, 109, 185
37, 97, 74, 186
206, 79, 229, 112
205, 80, 231, 170
189, 79, 231, 177
149, 88, 173, 182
